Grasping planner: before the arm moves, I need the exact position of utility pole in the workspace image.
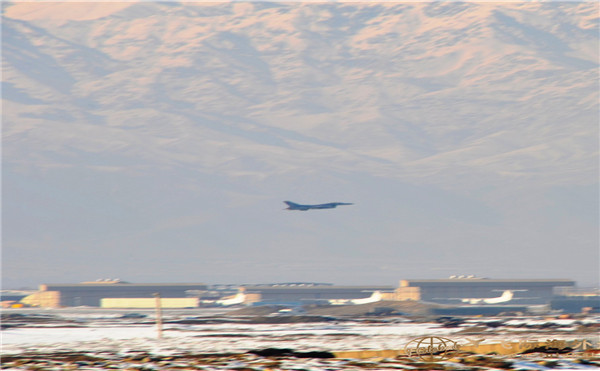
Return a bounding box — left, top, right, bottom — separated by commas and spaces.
153, 293, 163, 339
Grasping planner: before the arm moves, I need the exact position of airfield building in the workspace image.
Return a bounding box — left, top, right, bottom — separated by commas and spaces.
21, 278, 580, 309
241, 283, 395, 305
28, 280, 208, 307
394, 277, 575, 305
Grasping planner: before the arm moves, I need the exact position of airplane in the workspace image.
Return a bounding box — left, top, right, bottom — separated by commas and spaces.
329, 291, 383, 305
460, 290, 514, 305
216, 291, 246, 306
284, 201, 353, 211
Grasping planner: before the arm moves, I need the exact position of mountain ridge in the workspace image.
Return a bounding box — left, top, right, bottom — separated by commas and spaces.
2, 2, 598, 287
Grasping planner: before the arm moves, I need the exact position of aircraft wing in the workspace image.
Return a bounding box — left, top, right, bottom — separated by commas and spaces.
312, 203, 338, 209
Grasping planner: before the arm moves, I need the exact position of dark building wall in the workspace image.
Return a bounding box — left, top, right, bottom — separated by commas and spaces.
550, 296, 600, 313
243, 285, 394, 303
402, 279, 575, 305
42, 283, 207, 307
432, 306, 529, 316
1, 294, 30, 301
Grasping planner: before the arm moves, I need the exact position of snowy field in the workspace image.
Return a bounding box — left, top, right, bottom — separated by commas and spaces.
2, 307, 465, 355
2, 308, 599, 370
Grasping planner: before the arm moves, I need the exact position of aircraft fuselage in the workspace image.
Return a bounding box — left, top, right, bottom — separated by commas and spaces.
284, 201, 353, 211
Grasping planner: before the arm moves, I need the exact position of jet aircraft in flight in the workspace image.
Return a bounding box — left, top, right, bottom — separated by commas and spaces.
284, 201, 354, 211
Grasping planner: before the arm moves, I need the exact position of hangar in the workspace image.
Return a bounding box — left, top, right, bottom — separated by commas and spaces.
394, 277, 575, 305
28, 280, 208, 307
21, 277, 578, 309
241, 283, 394, 305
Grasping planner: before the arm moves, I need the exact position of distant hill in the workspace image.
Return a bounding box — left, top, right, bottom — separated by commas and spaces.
4, 2, 597, 183
2, 2, 598, 287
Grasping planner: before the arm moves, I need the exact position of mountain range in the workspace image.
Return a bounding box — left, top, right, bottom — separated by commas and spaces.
3, 2, 598, 288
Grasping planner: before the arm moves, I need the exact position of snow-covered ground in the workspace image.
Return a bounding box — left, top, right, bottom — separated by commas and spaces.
2, 309, 599, 371
1, 308, 460, 355
2, 308, 598, 357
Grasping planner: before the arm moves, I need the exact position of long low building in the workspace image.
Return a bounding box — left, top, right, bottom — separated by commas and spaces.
241, 283, 395, 304
32, 280, 208, 307
23, 278, 579, 308
395, 278, 575, 305
101, 297, 199, 308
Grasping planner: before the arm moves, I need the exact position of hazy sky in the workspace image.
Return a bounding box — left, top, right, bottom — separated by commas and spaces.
3, 1, 599, 289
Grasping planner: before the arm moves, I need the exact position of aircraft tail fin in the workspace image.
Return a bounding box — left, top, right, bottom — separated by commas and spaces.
351, 291, 383, 305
